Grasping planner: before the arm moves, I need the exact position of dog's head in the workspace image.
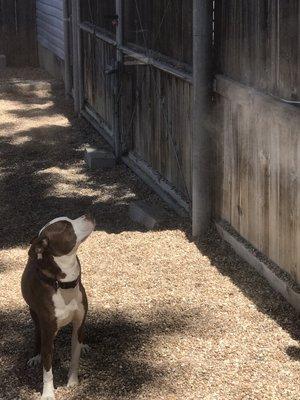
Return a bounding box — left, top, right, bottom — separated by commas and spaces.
29, 214, 96, 260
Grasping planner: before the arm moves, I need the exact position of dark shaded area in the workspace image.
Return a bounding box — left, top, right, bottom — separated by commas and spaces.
195, 230, 300, 350
0, 0, 38, 66
1, 76, 300, 400
0, 86, 183, 262
0, 307, 199, 399
285, 346, 300, 361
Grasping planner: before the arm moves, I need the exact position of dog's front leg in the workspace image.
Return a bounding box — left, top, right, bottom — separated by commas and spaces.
67, 315, 85, 387
41, 327, 56, 399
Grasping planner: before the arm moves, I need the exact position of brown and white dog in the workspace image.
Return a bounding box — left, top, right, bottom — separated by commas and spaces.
21, 214, 95, 399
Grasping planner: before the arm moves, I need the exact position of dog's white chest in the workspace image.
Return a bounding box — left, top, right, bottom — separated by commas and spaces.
52, 287, 83, 328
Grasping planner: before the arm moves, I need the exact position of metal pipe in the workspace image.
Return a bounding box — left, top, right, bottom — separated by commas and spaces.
71, 0, 79, 113
76, 0, 84, 111
113, 0, 123, 160
63, 0, 72, 95
192, 0, 213, 237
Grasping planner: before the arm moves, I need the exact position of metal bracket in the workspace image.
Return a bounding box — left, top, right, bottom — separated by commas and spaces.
105, 64, 118, 75
123, 56, 146, 66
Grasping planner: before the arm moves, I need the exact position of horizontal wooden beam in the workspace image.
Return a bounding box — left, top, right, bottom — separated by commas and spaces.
79, 21, 117, 46
81, 104, 115, 148
215, 75, 300, 123
119, 45, 193, 84
79, 21, 192, 84
123, 152, 190, 217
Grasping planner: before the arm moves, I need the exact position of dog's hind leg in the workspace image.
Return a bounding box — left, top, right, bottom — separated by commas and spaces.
27, 308, 41, 367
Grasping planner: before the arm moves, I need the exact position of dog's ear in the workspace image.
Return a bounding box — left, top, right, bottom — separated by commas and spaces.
30, 235, 38, 244
28, 236, 49, 259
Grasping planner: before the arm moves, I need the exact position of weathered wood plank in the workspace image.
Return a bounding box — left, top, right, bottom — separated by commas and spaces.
215, 0, 300, 100
214, 76, 300, 282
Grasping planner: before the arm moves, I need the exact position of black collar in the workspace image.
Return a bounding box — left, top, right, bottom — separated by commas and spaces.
38, 270, 79, 290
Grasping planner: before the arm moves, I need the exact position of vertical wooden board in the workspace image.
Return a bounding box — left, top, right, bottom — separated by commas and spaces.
278, 0, 299, 100
182, 81, 192, 197
212, 94, 225, 219
237, 103, 250, 240
257, 102, 271, 256
267, 107, 280, 267
221, 97, 233, 223
296, 117, 300, 283
267, 0, 279, 96
229, 101, 240, 231
246, 101, 259, 248
282, 117, 299, 279
278, 118, 291, 274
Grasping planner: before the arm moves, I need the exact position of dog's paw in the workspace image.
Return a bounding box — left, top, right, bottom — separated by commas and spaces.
67, 374, 79, 387
41, 390, 55, 399
81, 344, 90, 355
27, 354, 41, 367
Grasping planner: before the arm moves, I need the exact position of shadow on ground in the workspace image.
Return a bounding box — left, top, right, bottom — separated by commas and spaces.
0, 306, 199, 399
1, 76, 300, 400
0, 86, 183, 253
194, 230, 300, 356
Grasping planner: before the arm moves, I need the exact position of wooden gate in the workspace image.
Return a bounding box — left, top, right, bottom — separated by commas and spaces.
77, 0, 193, 212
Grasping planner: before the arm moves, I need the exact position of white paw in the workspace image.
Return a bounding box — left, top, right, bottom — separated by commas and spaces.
81, 344, 90, 355
41, 390, 55, 399
67, 375, 79, 387
27, 354, 41, 367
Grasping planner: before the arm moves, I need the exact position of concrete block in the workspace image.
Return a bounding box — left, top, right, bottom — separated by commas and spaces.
0, 55, 6, 70
85, 147, 115, 170
129, 201, 165, 229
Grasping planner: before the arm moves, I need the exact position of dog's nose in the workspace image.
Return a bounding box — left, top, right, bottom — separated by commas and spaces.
84, 212, 95, 223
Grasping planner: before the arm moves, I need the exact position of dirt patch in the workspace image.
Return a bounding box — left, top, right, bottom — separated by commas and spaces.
0, 68, 300, 400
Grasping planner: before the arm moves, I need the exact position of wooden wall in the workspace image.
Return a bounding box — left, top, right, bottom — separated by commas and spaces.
0, 0, 38, 66
36, 0, 65, 60
214, 1, 300, 282
215, 0, 300, 100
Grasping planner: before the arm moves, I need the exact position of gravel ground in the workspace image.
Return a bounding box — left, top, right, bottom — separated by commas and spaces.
0, 68, 300, 400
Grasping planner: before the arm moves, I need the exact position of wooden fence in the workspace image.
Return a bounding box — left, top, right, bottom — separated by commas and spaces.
214, 0, 300, 283
73, 0, 300, 286
0, 0, 38, 66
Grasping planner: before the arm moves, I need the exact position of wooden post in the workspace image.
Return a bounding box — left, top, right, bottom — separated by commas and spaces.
76, 0, 84, 111
63, 0, 72, 95
71, 0, 83, 114
113, 0, 123, 160
71, 0, 79, 113
192, 0, 212, 237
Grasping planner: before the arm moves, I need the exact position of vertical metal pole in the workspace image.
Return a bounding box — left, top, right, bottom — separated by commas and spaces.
76, 0, 84, 111
71, 0, 79, 113
114, 0, 123, 160
192, 0, 212, 237
63, 0, 72, 95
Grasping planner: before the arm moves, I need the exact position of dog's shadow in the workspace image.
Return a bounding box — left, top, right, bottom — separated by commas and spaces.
1, 307, 199, 399
54, 308, 193, 398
